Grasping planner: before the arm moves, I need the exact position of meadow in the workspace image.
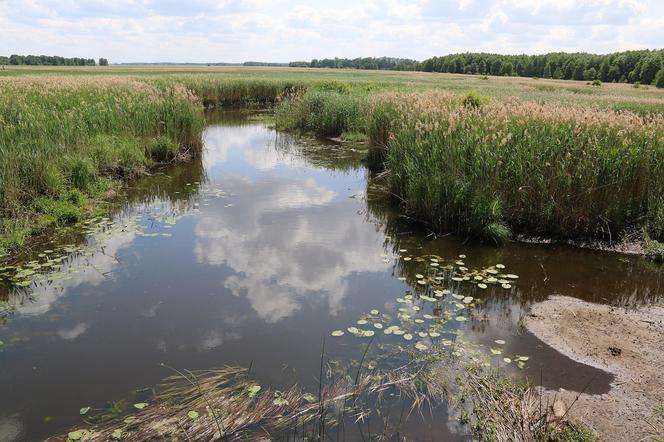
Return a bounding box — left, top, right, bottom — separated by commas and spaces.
1, 66, 664, 258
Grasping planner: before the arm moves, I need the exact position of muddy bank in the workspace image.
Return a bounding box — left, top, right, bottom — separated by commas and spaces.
525, 296, 664, 441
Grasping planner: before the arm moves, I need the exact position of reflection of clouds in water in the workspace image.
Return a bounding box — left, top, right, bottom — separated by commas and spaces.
56, 322, 90, 340
194, 176, 390, 323
196, 329, 242, 352
12, 229, 136, 318
204, 124, 307, 171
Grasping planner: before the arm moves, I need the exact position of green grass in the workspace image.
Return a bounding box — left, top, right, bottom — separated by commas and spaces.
2, 67, 664, 256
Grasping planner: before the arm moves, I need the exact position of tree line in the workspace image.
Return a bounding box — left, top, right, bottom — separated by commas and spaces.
290, 50, 664, 87
0, 54, 108, 66
421, 50, 664, 85
289, 57, 420, 71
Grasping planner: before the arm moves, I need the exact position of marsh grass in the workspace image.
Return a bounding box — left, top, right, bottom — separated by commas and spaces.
370, 92, 664, 243
0, 76, 204, 257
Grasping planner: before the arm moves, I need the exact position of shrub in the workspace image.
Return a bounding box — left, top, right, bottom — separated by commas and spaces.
461, 92, 490, 108
633, 81, 641, 88
591, 79, 602, 86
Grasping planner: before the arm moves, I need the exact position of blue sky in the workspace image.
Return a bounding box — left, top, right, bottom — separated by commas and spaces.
1, 0, 663, 63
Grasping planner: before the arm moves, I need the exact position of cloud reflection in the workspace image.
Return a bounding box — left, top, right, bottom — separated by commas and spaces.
193, 173, 390, 323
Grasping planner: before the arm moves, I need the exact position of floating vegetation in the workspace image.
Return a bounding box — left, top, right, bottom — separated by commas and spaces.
331, 251, 529, 371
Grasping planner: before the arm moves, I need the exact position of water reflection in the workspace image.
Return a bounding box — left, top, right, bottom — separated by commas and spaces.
0, 111, 661, 441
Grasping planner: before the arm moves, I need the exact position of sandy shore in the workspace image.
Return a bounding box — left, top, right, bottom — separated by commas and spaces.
525, 296, 664, 441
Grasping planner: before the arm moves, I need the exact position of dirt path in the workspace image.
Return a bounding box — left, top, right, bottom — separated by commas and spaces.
524, 296, 664, 441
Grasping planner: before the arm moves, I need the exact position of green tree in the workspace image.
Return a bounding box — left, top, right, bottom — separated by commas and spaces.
655, 66, 664, 88
99, 58, 109, 66
640, 56, 662, 84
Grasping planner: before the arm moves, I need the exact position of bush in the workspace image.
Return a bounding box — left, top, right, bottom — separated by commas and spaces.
633, 81, 641, 88
461, 92, 490, 108
591, 79, 602, 86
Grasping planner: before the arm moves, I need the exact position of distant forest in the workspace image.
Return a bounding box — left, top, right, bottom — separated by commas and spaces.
0, 54, 104, 66
292, 50, 664, 86
289, 57, 420, 71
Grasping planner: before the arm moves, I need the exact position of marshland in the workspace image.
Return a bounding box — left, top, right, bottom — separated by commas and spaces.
0, 66, 663, 442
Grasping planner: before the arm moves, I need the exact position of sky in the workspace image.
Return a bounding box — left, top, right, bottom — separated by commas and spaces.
1, 0, 663, 63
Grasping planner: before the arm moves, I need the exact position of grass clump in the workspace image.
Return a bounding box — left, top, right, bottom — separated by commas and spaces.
275, 89, 370, 137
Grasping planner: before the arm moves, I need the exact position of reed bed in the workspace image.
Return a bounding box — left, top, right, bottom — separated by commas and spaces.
0, 76, 204, 257
372, 92, 664, 243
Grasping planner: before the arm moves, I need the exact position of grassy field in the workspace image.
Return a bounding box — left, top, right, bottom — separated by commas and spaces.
1, 66, 663, 258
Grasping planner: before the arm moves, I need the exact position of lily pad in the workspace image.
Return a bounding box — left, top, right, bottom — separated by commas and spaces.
331, 330, 345, 337
187, 410, 200, 419
79, 407, 91, 416
247, 385, 261, 398
133, 403, 148, 410
494, 339, 506, 345
303, 393, 317, 403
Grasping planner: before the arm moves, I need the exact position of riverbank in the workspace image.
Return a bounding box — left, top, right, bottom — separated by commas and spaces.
0, 76, 204, 259
525, 296, 664, 441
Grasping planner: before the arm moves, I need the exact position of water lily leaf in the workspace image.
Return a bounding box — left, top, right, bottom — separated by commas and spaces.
68, 430, 87, 441
478, 283, 488, 289
247, 385, 261, 398
111, 429, 123, 439
370, 309, 379, 315
273, 397, 289, 406
506, 274, 519, 279
303, 393, 317, 403
494, 339, 506, 345
356, 319, 368, 325
490, 348, 503, 355
517, 361, 526, 369
503, 357, 512, 363
458, 254, 466, 259
123, 416, 136, 424
415, 273, 424, 279
373, 323, 383, 329
187, 411, 200, 419
79, 407, 90, 416
331, 330, 345, 337
362, 330, 375, 337
517, 356, 530, 361
501, 283, 512, 289
403, 334, 413, 341
429, 332, 441, 337
415, 342, 428, 351
133, 403, 148, 410
455, 316, 467, 322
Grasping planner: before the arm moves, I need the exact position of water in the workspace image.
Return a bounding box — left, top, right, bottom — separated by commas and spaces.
0, 111, 662, 441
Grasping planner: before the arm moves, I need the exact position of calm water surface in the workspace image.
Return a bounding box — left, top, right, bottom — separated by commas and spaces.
0, 111, 662, 441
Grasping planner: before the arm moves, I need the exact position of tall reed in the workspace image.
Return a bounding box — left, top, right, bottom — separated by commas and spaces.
369, 92, 664, 243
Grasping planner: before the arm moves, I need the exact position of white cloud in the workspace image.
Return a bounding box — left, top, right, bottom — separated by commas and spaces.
0, 1, 662, 64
